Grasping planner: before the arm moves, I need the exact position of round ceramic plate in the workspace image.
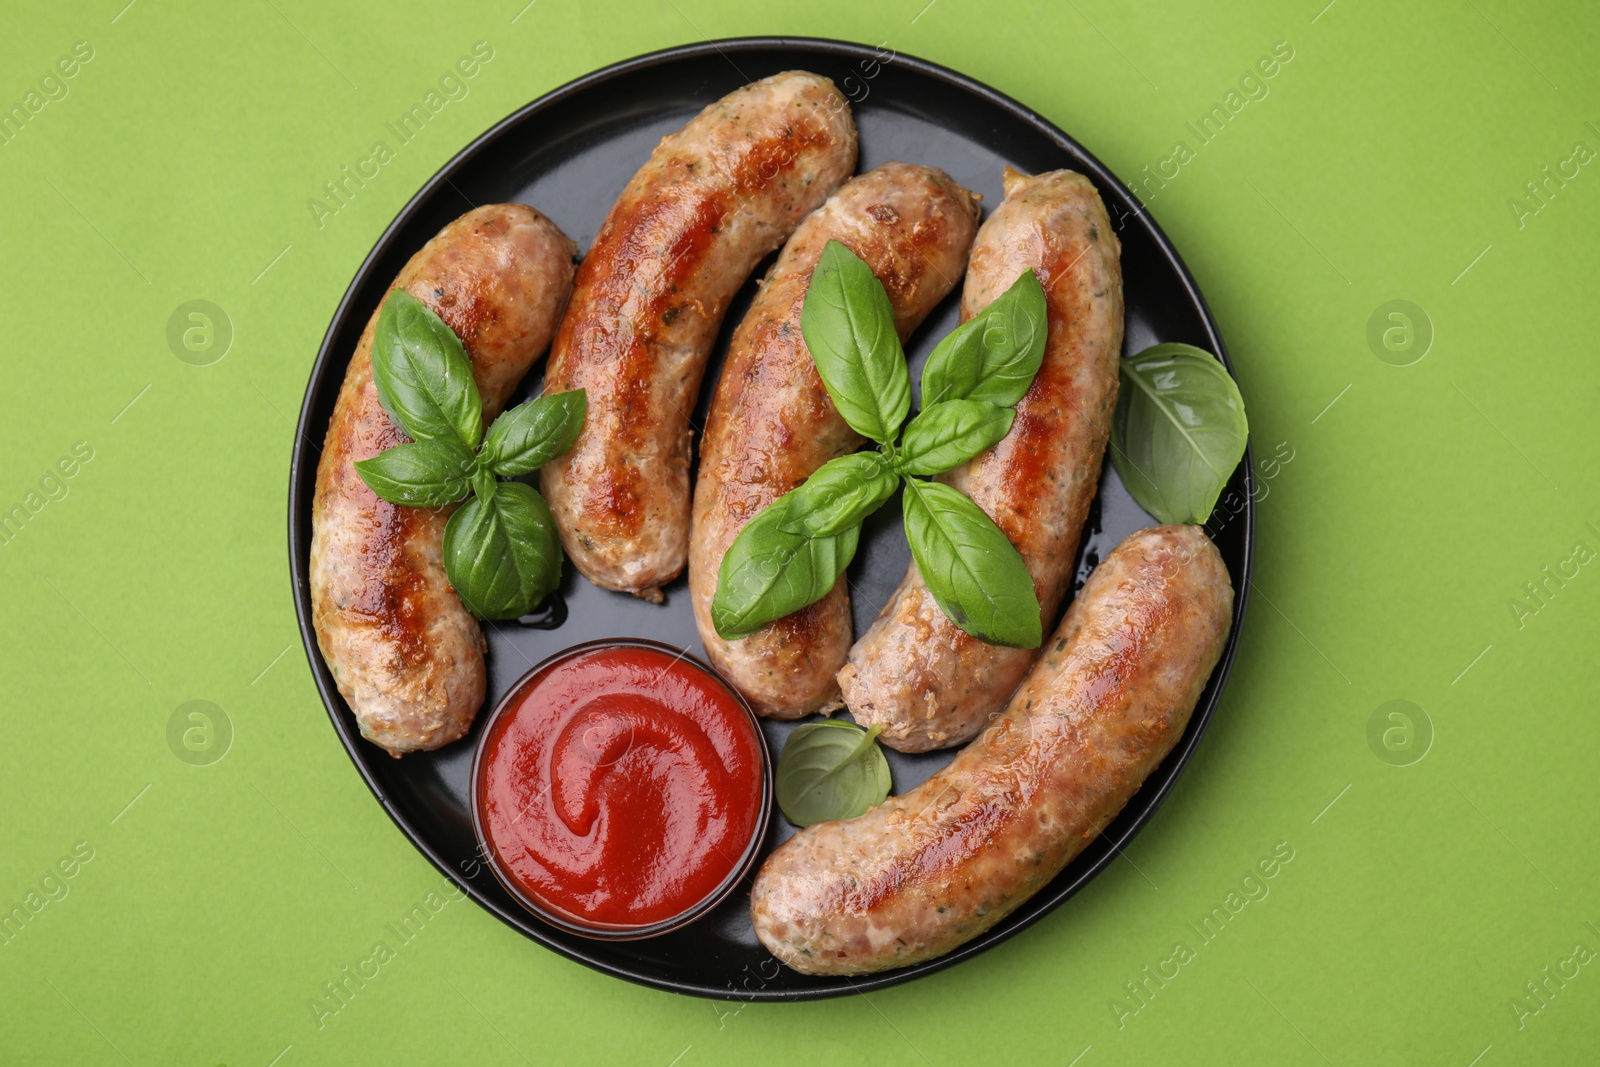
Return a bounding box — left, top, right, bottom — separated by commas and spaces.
288, 36, 1255, 1001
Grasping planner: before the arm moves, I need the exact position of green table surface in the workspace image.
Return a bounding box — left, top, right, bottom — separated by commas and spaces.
4, 1, 1596, 1063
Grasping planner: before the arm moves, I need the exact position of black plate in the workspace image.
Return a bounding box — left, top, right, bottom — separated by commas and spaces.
288, 37, 1254, 1001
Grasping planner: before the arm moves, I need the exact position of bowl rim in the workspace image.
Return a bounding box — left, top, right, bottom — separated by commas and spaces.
467, 637, 774, 941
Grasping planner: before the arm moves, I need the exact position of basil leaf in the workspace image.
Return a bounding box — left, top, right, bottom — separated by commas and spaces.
898, 399, 1015, 476
778, 452, 899, 538
353, 438, 475, 507
482, 390, 587, 476
775, 719, 892, 827
902, 479, 1041, 648
799, 240, 910, 444
712, 496, 861, 640
1110, 343, 1249, 524
470, 463, 497, 507
371, 289, 484, 448
442, 481, 562, 620
921, 269, 1047, 407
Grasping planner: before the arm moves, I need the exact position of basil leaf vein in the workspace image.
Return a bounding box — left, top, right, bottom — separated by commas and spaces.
482, 390, 588, 476
712, 496, 860, 640
353, 438, 475, 507
442, 481, 562, 620
1109, 343, 1249, 525
775, 719, 892, 827
898, 399, 1015, 476
371, 289, 483, 448
902, 478, 1041, 648
921, 269, 1047, 407
777, 452, 900, 538
799, 240, 910, 444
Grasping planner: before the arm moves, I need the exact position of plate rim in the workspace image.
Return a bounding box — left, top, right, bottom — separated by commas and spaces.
287, 34, 1256, 1001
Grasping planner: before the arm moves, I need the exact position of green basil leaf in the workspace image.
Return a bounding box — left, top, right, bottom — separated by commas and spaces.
921, 269, 1047, 407
898, 399, 1016, 476
902, 479, 1041, 648
1110, 343, 1249, 524
353, 438, 475, 507
799, 240, 910, 444
775, 719, 892, 827
470, 464, 497, 507
442, 481, 562, 620
778, 452, 899, 538
482, 390, 587, 476
712, 496, 861, 640
371, 289, 484, 448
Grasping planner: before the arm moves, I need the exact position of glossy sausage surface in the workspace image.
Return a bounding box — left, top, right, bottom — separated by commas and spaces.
689, 162, 979, 718
541, 71, 858, 601
840, 168, 1124, 751
311, 204, 577, 755
752, 525, 1232, 975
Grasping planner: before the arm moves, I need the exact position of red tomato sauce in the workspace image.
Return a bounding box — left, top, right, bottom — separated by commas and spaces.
476, 642, 767, 931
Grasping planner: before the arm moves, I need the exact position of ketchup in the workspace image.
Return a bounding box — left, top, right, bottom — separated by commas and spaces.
476, 642, 767, 931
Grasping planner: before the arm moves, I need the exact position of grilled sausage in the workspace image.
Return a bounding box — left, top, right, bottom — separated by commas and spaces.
752, 524, 1233, 975
689, 163, 980, 718
839, 168, 1123, 752
310, 204, 577, 756
541, 71, 858, 601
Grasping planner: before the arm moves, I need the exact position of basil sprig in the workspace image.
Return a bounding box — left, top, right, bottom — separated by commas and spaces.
774, 718, 892, 827
1109, 342, 1248, 525
711, 241, 1045, 648
354, 289, 584, 620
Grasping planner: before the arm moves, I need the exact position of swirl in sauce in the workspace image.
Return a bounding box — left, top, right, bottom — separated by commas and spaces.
478, 643, 765, 929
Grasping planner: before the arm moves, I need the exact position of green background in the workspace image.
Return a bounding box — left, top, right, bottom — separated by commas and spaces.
3, 0, 1595, 1063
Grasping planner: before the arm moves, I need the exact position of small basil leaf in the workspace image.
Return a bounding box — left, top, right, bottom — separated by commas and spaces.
483, 390, 587, 476
898, 399, 1016, 476
1110, 343, 1249, 524
921, 269, 1047, 407
902, 479, 1041, 648
371, 289, 484, 448
712, 496, 861, 640
353, 438, 474, 507
470, 464, 497, 507
775, 719, 892, 827
778, 452, 899, 538
442, 481, 562, 620
799, 240, 911, 444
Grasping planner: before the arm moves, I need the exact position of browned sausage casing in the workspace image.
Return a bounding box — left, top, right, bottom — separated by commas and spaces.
310, 205, 577, 756
689, 163, 980, 718
541, 71, 858, 601
839, 168, 1124, 752
752, 524, 1233, 975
